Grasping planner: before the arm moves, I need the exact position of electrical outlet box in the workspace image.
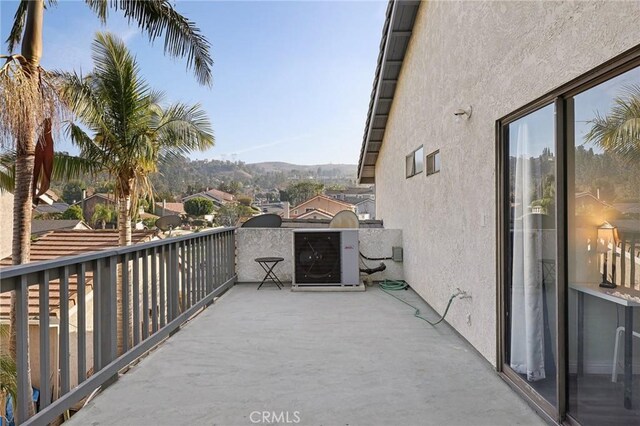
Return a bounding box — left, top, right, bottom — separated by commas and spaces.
392, 246, 403, 262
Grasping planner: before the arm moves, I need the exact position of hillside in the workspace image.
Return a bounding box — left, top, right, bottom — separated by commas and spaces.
248, 162, 356, 176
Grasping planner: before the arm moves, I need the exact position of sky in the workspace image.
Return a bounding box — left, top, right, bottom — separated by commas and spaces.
0, 0, 387, 165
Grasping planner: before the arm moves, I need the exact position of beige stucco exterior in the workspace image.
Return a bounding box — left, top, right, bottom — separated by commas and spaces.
373, 1, 640, 365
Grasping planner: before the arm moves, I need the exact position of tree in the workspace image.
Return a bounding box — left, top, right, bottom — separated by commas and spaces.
216, 204, 254, 227
284, 181, 325, 207
59, 33, 214, 354
586, 84, 640, 165
61, 205, 84, 220
4, 2, 212, 419
184, 197, 214, 217
237, 196, 253, 207
62, 181, 84, 204
91, 204, 115, 229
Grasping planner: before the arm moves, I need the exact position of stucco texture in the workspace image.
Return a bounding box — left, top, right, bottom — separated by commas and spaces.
374, 0, 640, 365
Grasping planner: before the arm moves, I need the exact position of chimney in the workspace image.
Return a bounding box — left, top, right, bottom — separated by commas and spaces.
81, 189, 87, 218
283, 201, 290, 219
163, 199, 167, 214
596, 188, 600, 200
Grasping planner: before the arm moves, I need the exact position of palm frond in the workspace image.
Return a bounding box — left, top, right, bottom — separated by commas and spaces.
585, 84, 640, 165
84, 0, 108, 23
51, 152, 99, 181
114, 0, 213, 86
5, 0, 28, 53
0, 149, 98, 193
154, 102, 214, 160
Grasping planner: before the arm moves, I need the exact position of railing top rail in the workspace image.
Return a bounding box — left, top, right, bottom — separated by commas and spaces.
0, 227, 235, 283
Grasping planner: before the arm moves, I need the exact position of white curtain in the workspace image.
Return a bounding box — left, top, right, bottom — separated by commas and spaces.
510, 122, 546, 382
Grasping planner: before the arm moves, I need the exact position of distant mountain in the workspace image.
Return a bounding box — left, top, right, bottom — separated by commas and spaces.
248, 162, 357, 176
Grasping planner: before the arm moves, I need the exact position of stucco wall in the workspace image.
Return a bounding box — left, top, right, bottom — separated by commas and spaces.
374, 1, 640, 366
0, 192, 14, 259
236, 228, 403, 284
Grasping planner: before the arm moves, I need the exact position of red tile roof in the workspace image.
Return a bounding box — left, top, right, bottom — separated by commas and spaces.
0, 230, 155, 317
155, 202, 186, 215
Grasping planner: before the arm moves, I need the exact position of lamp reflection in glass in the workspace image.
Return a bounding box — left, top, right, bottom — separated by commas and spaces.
597, 221, 619, 288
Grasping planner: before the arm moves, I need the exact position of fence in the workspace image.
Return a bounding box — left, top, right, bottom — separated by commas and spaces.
0, 228, 236, 425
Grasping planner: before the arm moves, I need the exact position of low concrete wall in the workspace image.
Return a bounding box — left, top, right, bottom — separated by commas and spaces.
236, 228, 403, 283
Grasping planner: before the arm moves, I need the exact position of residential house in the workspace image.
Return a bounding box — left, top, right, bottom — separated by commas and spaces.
73, 193, 117, 226
289, 195, 355, 219
31, 219, 91, 236
356, 1, 640, 424
182, 188, 235, 208
295, 208, 334, 220
154, 201, 186, 217
259, 202, 290, 219
33, 202, 70, 217
0, 229, 156, 397
354, 198, 376, 220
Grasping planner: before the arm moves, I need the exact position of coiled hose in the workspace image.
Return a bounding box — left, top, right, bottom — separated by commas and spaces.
379, 279, 458, 326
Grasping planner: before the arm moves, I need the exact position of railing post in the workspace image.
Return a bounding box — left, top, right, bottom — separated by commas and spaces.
207, 235, 214, 295
171, 242, 179, 320
15, 276, 31, 425
98, 256, 117, 375
39, 270, 50, 410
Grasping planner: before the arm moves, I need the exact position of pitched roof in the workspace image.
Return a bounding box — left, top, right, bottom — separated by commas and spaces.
34, 202, 70, 214
0, 229, 156, 317
72, 193, 116, 205
31, 219, 90, 236
291, 195, 354, 212
155, 202, 186, 215
296, 208, 334, 219
205, 188, 235, 202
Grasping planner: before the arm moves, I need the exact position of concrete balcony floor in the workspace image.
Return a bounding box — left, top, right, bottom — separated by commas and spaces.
68, 284, 544, 426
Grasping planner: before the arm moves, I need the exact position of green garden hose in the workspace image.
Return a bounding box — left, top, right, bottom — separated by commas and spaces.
379, 279, 458, 326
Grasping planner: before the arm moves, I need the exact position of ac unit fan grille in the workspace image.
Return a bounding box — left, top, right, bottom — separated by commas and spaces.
294, 232, 341, 284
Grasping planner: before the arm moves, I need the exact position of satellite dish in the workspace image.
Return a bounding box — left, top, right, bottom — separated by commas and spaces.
242, 214, 282, 228
155, 215, 182, 236
329, 210, 359, 229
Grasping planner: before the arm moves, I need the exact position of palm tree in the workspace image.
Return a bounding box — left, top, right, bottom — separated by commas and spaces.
58, 32, 214, 353
585, 84, 640, 164
2, 3, 211, 419
91, 203, 116, 229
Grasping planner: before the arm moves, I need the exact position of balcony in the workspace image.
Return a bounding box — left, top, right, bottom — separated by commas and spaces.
1, 228, 543, 425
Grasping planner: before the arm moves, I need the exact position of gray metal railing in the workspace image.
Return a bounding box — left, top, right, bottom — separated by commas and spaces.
0, 228, 236, 425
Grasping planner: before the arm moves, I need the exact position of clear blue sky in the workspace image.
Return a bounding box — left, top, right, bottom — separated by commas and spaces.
0, 0, 387, 165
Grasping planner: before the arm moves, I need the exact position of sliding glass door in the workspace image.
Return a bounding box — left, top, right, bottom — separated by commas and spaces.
500, 51, 640, 425
567, 65, 640, 425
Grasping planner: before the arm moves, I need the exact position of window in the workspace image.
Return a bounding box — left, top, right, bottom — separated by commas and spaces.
406, 146, 423, 178
426, 150, 440, 175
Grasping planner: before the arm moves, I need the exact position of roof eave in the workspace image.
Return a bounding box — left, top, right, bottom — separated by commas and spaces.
357, 0, 420, 184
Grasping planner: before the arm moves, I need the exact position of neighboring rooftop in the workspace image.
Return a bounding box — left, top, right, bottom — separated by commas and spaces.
289, 195, 354, 218
34, 202, 70, 215
155, 202, 186, 215
31, 219, 90, 236
0, 229, 156, 317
